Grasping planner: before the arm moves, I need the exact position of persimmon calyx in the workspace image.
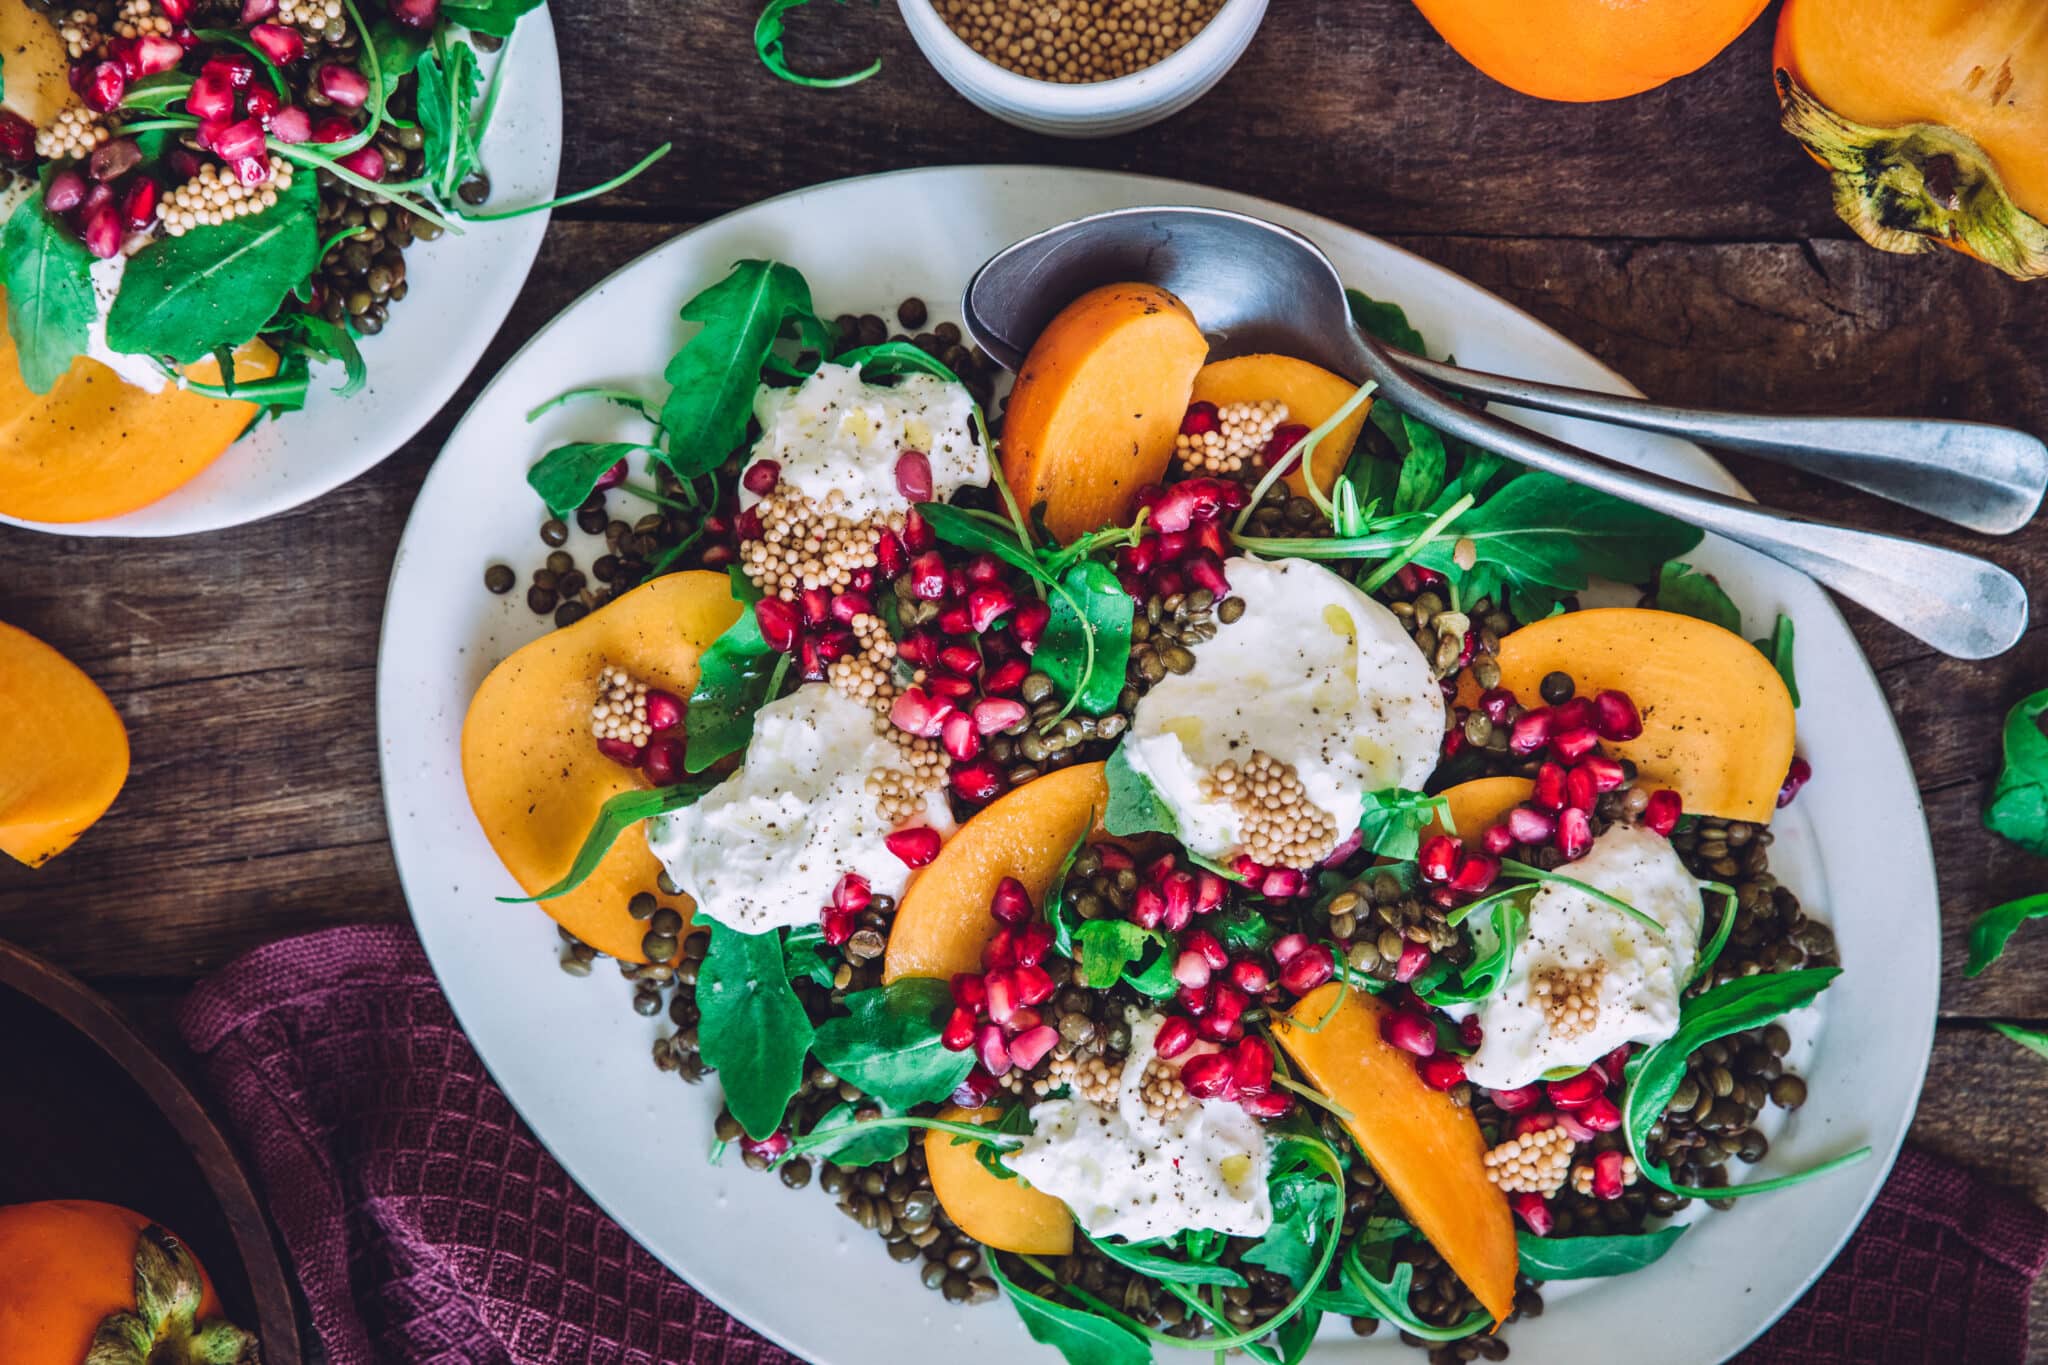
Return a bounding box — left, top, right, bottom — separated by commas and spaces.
1776, 69, 2048, 281
82, 1224, 258, 1365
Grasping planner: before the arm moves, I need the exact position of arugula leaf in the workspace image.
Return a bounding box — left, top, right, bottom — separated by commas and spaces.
121, 72, 194, 113
835, 339, 959, 383
1391, 415, 1448, 515
782, 922, 839, 989
810, 978, 976, 1108
106, 174, 320, 364
495, 779, 719, 903
696, 922, 815, 1140
1965, 893, 2048, 978
661, 260, 825, 477
1753, 613, 1800, 707
1332, 1221, 1488, 1341
1104, 744, 1179, 839
1356, 787, 1450, 861
526, 441, 655, 519
1081, 1231, 1248, 1288
917, 501, 1052, 584
985, 1254, 1152, 1365
684, 570, 779, 773
1242, 1157, 1342, 1287
1040, 562, 1135, 717
1423, 895, 1525, 1007
264, 312, 365, 400
754, 0, 882, 88
367, 17, 431, 95
1622, 968, 1869, 1199
1208, 901, 1277, 956
1515, 1225, 1687, 1280
1991, 1021, 2048, 1062
1346, 290, 1427, 356
1984, 688, 2048, 857
437, 0, 545, 36
1, 187, 97, 394
1656, 561, 1742, 635
1072, 919, 1167, 990
417, 37, 482, 201
1043, 818, 1093, 958
802, 1101, 911, 1166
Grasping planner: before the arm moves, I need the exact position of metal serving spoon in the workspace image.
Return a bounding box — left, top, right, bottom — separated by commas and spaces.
963, 205, 2033, 660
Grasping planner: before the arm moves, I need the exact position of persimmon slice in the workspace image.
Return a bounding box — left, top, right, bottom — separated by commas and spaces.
1189, 352, 1372, 501
925, 1105, 1074, 1255
0, 622, 128, 867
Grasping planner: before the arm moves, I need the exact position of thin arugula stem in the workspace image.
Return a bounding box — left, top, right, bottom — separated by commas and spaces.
1445, 881, 1531, 928
619, 480, 695, 512
469, 24, 516, 142
1499, 858, 1666, 936
1229, 525, 1426, 560
271, 145, 464, 232
111, 116, 200, 136
1358, 492, 1473, 593
316, 225, 366, 259
1294, 380, 1379, 525
1270, 1072, 1354, 1122
328, 0, 387, 157
525, 388, 660, 423
1689, 881, 1740, 987
433, 29, 464, 197
1338, 1241, 1489, 1342
768, 1114, 1024, 1168
646, 522, 708, 577
461, 142, 674, 222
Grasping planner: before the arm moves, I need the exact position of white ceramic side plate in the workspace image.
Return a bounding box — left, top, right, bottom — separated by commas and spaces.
377, 166, 1937, 1365
0, 10, 562, 538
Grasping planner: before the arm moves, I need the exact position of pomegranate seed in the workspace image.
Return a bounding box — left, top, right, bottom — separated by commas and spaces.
243, 86, 283, 123
1158, 872, 1195, 928
1240, 1091, 1295, 1119
1013, 925, 1054, 970
952, 1068, 998, 1107
159, 0, 192, 19
309, 114, 356, 145
1147, 853, 1178, 883
1593, 1148, 1627, 1200
907, 551, 946, 600
1490, 1084, 1542, 1113
988, 877, 1032, 925
389, 0, 440, 25
1480, 824, 1515, 856
741, 460, 779, 495
1148, 478, 1243, 532
1579, 1096, 1623, 1133
1593, 689, 1643, 741
80, 62, 127, 112
1546, 1070, 1605, 1109
1459, 1015, 1485, 1048
595, 736, 642, 768
632, 689, 681, 734
1509, 708, 1553, 755
1232, 1038, 1275, 1095
642, 736, 684, 785
968, 584, 1015, 633
1013, 962, 1055, 1004
984, 970, 1018, 1023
336, 145, 386, 181
1552, 697, 1596, 733
228, 155, 271, 187
1556, 808, 1593, 859
1551, 726, 1599, 762
830, 873, 871, 916
1173, 949, 1213, 990
1096, 845, 1134, 873
1417, 1055, 1466, 1090
1270, 933, 1307, 966
1179, 401, 1219, 435
893, 449, 934, 501
951, 973, 987, 1010
1418, 835, 1461, 883
1556, 1111, 1598, 1141
941, 1005, 977, 1051
131, 33, 186, 76
1778, 756, 1812, 808
1643, 789, 1682, 836
1195, 871, 1226, 913
1228, 959, 1270, 993
1180, 1051, 1236, 1099
1012, 599, 1050, 651
902, 506, 934, 552
936, 644, 981, 680
1381, 1009, 1436, 1057
1265, 424, 1311, 472
981, 660, 1028, 697
791, 586, 828, 627
1177, 985, 1208, 1017
1185, 551, 1230, 598
1183, 929, 1227, 971
1441, 730, 1465, 759
887, 687, 950, 739
317, 63, 369, 107
951, 761, 1003, 803
1513, 1112, 1558, 1139
241, 0, 277, 19
1130, 884, 1166, 929
50, 170, 98, 219
1154, 1016, 1196, 1058
740, 1131, 790, 1160
983, 928, 1016, 970
821, 908, 856, 946
971, 698, 1027, 736
927, 673, 975, 703
1603, 1043, 1633, 1077
1394, 941, 1432, 983
1279, 944, 1335, 996
1533, 762, 1567, 811
1008, 1024, 1058, 1071
975, 1025, 1012, 1077
1448, 853, 1500, 895
248, 22, 304, 64
1198, 984, 1248, 1041
1259, 867, 1307, 898
1506, 806, 1555, 844
1478, 687, 1518, 723
1565, 765, 1597, 813
751, 596, 800, 653
940, 711, 981, 761
0, 111, 31, 164
1580, 755, 1626, 792
885, 826, 941, 868
828, 591, 872, 625
1512, 1193, 1554, 1236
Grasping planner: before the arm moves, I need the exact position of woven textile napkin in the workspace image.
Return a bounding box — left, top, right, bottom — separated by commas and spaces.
177, 925, 2046, 1365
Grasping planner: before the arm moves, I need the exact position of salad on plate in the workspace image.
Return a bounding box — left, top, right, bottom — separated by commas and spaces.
456, 252, 1864, 1363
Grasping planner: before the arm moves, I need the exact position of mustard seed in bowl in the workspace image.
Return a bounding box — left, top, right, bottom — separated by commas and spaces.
935, 0, 1226, 83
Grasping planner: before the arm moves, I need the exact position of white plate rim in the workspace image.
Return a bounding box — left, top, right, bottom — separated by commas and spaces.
377, 164, 1938, 1365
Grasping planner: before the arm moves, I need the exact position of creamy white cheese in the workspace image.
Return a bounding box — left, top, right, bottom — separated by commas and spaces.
83, 254, 170, 394
1120, 556, 1445, 862
1005, 1014, 1272, 1242
739, 361, 985, 521
1463, 824, 1705, 1090
646, 683, 949, 934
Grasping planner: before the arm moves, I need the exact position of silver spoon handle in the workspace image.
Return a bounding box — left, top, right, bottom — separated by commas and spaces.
1358, 337, 2029, 660
1391, 350, 2048, 537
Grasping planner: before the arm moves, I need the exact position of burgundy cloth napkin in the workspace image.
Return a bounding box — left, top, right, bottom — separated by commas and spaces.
178, 925, 2047, 1365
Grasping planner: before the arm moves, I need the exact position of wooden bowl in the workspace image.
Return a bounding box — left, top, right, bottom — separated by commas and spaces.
0, 939, 302, 1364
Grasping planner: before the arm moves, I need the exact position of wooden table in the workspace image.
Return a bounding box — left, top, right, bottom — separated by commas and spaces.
4, 0, 2046, 1347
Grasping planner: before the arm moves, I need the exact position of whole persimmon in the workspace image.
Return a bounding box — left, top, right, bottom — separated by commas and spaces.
1409, 0, 1770, 103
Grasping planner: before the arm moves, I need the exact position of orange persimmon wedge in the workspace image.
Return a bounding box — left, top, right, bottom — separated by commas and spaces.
0, 295, 281, 524
460, 571, 741, 962
883, 761, 1108, 984
1464, 608, 1796, 822
1189, 353, 1372, 501
0, 0, 73, 126
1432, 777, 1537, 842
1275, 985, 1517, 1325
1000, 283, 1208, 542
0, 622, 128, 867
925, 1105, 1073, 1255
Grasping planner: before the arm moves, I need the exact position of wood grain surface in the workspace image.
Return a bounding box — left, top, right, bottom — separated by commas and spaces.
2, 0, 2046, 1350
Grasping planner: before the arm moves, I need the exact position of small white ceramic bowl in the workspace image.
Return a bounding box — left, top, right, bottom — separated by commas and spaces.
897, 0, 1268, 138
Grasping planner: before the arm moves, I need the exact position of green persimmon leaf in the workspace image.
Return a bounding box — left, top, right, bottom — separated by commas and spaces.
525, 441, 658, 519
697, 922, 815, 1140
1, 187, 97, 394
1753, 612, 1800, 707
754, 0, 881, 89
684, 569, 778, 772
1515, 1225, 1687, 1280
1965, 892, 2048, 977
106, 174, 320, 364
1039, 562, 1135, 717
802, 1101, 911, 1166
1984, 688, 2048, 857
1081, 1231, 1248, 1288
811, 978, 975, 1108
1991, 1021, 2048, 1062
1656, 561, 1742, 635
437, 0, 545, 37
1103, 744, 1178, 840
495, 777, 720, 903
985, 1255, 1151, 1365
661, 259, 825, 477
